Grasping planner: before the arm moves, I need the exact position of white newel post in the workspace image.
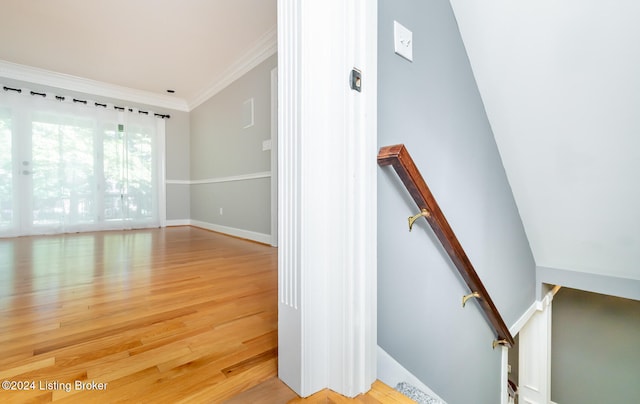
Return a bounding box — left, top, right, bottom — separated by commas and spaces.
277, 0, 378, 398
518, 293, 554, 404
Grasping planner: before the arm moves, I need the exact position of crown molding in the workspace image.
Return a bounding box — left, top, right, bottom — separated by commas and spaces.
0, 25, 276, 113
187, 25, 277, 110
0, 60, 190, 112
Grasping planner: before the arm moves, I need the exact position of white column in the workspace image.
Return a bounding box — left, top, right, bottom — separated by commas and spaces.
277, 0, 377, 398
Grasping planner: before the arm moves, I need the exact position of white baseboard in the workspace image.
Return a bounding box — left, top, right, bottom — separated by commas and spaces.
165, 219, 191, 227
377, 346, 447, 403
190, 220, 272, 245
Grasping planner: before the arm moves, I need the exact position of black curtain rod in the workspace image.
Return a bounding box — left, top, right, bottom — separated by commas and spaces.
2, 84, 171, 119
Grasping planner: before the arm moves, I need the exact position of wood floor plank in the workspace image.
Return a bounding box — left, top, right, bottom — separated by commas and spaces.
222, 376, 299, 404
0, 227, 278, 403
229, 378, 418, 404
0, 227, 407, 403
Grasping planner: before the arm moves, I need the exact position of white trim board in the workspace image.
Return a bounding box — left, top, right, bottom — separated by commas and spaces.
191, 171, 271, 185
165, 219, 191, 227
0, 59, 189, 111
163, 221, 271, 245
509, 300, 539, 336
166, 171, 271, 186
190, 220, 271, 245
188, 26, 277, 110
270, 67, 278, 248
377, 346, 447, 404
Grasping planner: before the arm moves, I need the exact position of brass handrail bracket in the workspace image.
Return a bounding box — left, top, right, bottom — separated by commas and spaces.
408, 209, 430, 231
378, 144, 515, 348
493, 339, 509, 349
462, 292, 481, 308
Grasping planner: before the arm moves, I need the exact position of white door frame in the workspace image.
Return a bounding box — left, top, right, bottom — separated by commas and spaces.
270, 67, 278, 247
277, 0, 378, 398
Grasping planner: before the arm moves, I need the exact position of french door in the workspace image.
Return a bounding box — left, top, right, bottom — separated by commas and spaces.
0, 95, 163, 237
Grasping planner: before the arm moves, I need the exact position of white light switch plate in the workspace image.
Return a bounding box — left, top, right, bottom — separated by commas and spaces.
262, 139, 272, 151
394, 21, 413, 62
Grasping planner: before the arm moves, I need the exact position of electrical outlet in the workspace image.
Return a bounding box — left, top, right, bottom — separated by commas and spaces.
394, 21, 413, 62
219, 208, 223, 215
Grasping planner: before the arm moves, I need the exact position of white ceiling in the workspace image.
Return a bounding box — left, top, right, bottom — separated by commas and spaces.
1, 1, 638, 284
450, 0, 640, 282
0, 0, 276, 109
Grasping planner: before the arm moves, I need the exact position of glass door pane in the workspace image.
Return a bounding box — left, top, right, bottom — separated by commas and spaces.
102, 123, 157, 227
125, 125, 155, 223
0, 108, 12, 231
0, 98, 161, 237
103, 125, 125, 223
31, 114, 96, 231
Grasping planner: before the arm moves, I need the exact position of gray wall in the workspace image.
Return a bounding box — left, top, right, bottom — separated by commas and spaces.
165, 108, 190, 221
551, 288, 640, 404
377, 1, 536, 403
189, 54, 276, 236
0, 77, 191, 222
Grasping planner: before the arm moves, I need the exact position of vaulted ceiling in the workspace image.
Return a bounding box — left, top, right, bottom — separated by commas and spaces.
449, 0, 640, 290
1, 1, 637, 294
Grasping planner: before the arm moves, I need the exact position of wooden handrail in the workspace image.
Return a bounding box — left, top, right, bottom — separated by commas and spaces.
378, 144, 514, 348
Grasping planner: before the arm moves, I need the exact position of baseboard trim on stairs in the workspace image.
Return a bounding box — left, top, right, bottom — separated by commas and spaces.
377, 346, 447, 404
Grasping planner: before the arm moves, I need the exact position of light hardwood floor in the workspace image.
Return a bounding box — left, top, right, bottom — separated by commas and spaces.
0, 226, 278, 403
224, 378, 417, 404
0, 226, 413, 403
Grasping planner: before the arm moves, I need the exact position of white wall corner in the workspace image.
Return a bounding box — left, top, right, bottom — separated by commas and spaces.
188, 26, 277, 110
